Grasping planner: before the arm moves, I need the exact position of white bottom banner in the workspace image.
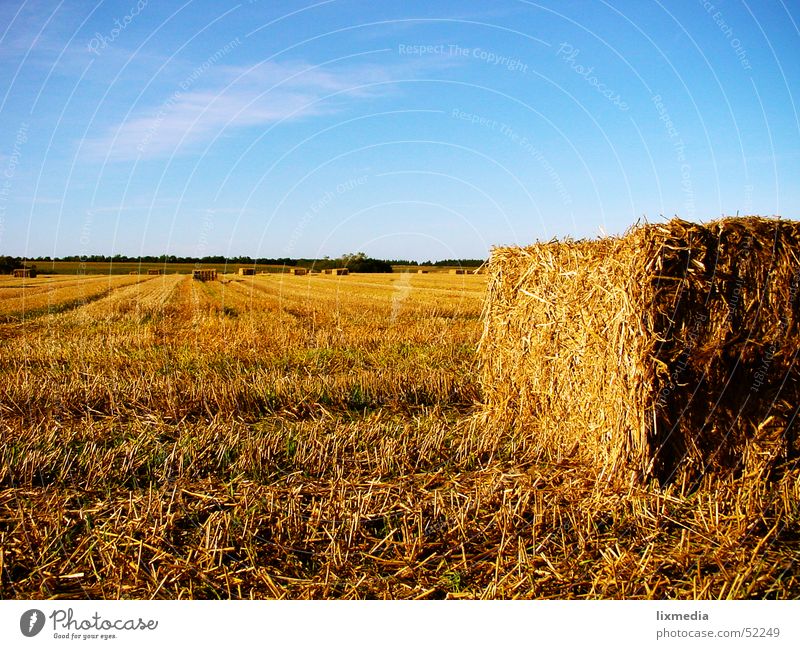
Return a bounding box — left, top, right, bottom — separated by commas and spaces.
2, 600, 797, 648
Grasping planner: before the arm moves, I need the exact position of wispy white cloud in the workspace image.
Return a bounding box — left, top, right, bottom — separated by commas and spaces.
81, 59, 395, 162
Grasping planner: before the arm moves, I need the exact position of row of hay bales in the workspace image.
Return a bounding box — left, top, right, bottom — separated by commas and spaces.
478, 216, 800, 485
240, 267, 353, 276
222, 267, 353, 276
116, 267, 477, 279
133, 267, 352, 279
126, 269, 165, 275
291, 268, 350, 276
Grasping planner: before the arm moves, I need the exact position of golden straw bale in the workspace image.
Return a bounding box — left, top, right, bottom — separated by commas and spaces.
192, 269, 217, 281
478, 217, 800, 485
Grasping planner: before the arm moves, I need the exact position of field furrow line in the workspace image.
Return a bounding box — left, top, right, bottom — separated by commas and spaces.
0, 275, 145, 323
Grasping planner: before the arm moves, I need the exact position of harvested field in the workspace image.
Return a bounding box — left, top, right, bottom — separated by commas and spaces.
0, 274, 149, 323
1, 265, 798, 599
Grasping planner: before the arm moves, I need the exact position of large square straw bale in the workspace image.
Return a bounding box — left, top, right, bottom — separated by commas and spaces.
478, 217, 800, 483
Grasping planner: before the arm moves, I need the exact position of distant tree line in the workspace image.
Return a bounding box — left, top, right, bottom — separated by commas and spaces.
44, 254, 302, 265
1, 253, 485, 273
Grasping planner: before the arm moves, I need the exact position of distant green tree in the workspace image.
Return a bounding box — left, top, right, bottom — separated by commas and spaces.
339, 252, 392, 273
0, 256, 20, 273
433, 258, 485, 267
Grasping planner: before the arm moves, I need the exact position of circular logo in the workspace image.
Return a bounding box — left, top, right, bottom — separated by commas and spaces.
20, 609, 45, 637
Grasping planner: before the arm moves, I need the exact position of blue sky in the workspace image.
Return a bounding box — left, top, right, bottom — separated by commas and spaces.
1, 0, 798, 261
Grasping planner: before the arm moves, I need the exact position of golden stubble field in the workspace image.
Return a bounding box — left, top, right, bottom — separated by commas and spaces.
0, 272, 797, 599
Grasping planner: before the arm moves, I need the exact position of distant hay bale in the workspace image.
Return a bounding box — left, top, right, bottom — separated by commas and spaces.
192, 269, 217, 281
13, 268, 36, 278
147, 268, 163, 275
478, 217, 800, 484
292, 268, 308, 276
417, 269, 430, 274
331, 268, 349, 276
450, 269, 466, 275
128, 270, 139, 275
238, 268, 255, 276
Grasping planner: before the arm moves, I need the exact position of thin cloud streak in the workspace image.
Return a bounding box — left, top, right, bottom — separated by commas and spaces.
81, 59, 396, 162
